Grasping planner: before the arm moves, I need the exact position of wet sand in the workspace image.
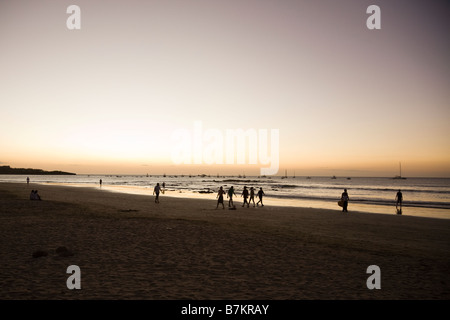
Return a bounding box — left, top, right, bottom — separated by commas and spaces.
0, 182, 449, 300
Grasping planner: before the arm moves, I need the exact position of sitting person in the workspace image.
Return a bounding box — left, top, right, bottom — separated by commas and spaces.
30, 190, 42, 201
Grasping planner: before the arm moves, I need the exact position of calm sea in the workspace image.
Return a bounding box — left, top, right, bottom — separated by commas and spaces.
1, 174, 449, 219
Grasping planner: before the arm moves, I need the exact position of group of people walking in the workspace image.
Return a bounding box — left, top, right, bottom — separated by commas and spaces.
216, 186, 265, 209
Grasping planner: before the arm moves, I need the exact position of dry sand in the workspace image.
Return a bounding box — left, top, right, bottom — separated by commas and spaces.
0, 182, 449, 300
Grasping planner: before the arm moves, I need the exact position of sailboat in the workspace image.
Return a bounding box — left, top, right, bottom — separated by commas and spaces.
281, 169, 288, 179
393, 162, 407, 179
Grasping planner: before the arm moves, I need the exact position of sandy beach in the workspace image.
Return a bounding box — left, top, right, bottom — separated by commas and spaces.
0, 182, 449, 300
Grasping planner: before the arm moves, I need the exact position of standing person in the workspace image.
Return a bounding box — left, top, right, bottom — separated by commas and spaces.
99, 179, 102, 187
396, 190, 403, 214
153, 183, 161, 203
227, 186, 236, 208
341, 189, 349, 212
241, 186, 249, 208
249, 187, 256, 207
256, 188, 265, 207
162, 182, 166, 194
216, 186, 225, 209
26, 177, 30, 185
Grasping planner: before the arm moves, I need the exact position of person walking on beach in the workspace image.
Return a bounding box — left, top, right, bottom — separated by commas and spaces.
396, 190, 403, 214
241, 186, 249, 208
249, 187, 256, 207
227, 186, 236, 208
341, 189, 349, 212
153, 183, 161, 203
216, 186, 225, 209
256, 187, 265, 206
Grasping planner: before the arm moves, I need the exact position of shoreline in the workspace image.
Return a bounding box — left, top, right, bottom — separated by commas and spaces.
20, 180, 450, 220
1, 182, 450, 299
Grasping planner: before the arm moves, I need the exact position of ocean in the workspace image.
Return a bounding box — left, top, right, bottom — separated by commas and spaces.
1, 174, 449, 219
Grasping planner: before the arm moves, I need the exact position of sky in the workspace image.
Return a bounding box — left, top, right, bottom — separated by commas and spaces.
0, 0, 449, 177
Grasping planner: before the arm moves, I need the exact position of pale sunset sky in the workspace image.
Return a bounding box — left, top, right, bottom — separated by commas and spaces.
0, 0, 449, 177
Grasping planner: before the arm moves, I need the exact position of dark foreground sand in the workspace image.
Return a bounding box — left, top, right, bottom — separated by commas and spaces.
0, 182, 449, 300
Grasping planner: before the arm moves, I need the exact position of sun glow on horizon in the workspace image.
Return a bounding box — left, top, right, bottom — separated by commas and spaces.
1, 1, 449, 178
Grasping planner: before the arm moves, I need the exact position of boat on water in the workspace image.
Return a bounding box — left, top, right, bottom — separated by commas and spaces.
393, 162, 407, 180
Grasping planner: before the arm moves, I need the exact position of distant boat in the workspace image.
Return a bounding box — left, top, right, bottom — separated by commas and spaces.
281, 169, 288, 179
331, 176, 337, 179
393, 162, 407, 179
306, 176, 311, 180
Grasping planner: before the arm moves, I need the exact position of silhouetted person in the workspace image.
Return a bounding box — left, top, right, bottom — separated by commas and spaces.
27, 177, 30, 185
227, 186, 236, 208
30, 190, 41, 201
341, 189, 349, 212
249, 187, 256, 207
99, 179, 102, 187
216, 186, 225, 209
153, 183, 161, 203
162, 182, 166, 194
396, 190, 403, 214
241, 186, 249, 208
256, 188, 265, 206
